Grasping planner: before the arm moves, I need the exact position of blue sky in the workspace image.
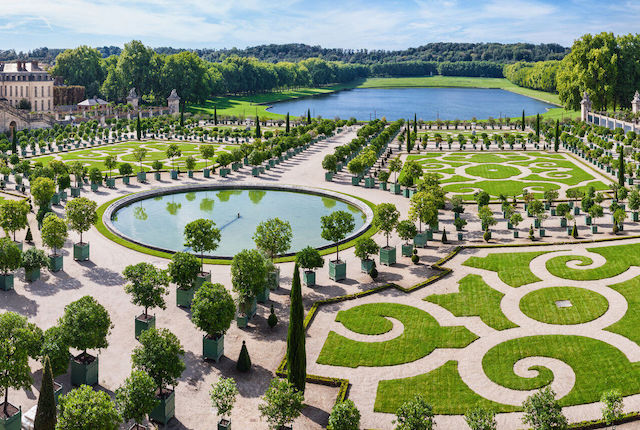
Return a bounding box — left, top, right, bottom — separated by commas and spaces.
2, 0, 640, 52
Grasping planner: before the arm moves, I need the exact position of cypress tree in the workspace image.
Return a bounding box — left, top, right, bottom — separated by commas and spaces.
287, 263, 306, 393
34, 356, 56, 430
255, 116, 261, 139
619, 148, 625, 187
536, 113, 540, 141
214, 105, 218, 125
307, 109, 311, 124
286, 112, 290, 133
11, 130, 17, 153
406, 122, 411, 153
554, 119, 560, 152
180, 103, 184, 127
237, 340, 251, 372
25, 226, 33, 243
413, 113, 417, 135
571, 222, 578, 239
136, 114, 141, 141
521, 110, 525, 131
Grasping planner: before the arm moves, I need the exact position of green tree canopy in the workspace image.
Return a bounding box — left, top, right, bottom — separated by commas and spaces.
115, 370, 158, 426
51, 46, 105, 96
123, 262, 170, 317
231, 249, 268, 308
59, 295, 112, 354
320, 210, 355, 261
258, 378, 304, 430
373, 203, 400, 247
191, 282, 236, 338
57, 385, 121, 430
41, 213, 68, 256
132, 328, 185, 393
65, 197, 98, 243
167, 252, 201, 290
184, 218, 221, 270
253, 218, 293, 260
0, 199, 29, 241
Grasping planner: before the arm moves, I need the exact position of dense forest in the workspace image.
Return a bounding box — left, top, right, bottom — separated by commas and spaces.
503, 61, 560, 93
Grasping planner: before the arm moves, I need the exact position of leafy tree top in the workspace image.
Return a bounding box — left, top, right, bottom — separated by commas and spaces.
295, 246, 324, 270
65, 197, 98, 243
396, 220, 418, 242
320, 210, 355, 261
0, 237, 21, 274
210, 377, 238, 420
58, 385, 122, 430
354, 237, 379, 261
167, 251, 201, 290
123, 262, 170, 317
132, 328, 185, 392
393, 394, 435, 430
31, 177, 56, 208
322, 154, 338, 173
115, 370, 158, 425
253, 217, 293, 260
373, 203, 400, 247
191, 282, 236, 337
184, 218, 221, 269
59, 295, 112, 353
41, 325, 70, 378
231, 249, 268, 303
521, 387, 567, 430
258, 378, 304, 430
0, 199, 29, 240
328, 399, 361, 430
21, 247, 49, 272
41, 213, 68, 255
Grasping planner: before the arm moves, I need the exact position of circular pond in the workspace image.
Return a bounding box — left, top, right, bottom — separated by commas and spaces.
104, 185, 371, 258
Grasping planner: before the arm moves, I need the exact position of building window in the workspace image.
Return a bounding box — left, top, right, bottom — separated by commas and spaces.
48, 86, 51, 97
35, 87, 38, 97
48, 99, 51, 110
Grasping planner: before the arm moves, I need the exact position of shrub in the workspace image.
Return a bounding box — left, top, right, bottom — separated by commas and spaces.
441, 228, 448, 244
237, 340, 251, 372
328, 399, 361, 430
210, 377, 238, 422
267, 304, 278, 329
21, 247, 49, 273
259, 378, 304, 430
191, 282, 236, 338
354, 237, 379, 261
522, 387, 567, 430
58, 385, 121, 429
483, 230, 490, 242
411, 254, 419, 264
115, 370, 158, 427
295, 246, 323, 271
393, 394, 434, 430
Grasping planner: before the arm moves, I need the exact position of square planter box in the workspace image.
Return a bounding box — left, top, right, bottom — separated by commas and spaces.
534, 219, 540, 228
203, 334, 225, 362
550, 208, 556, 216
25, 268, 40, 282
256, 286, 270, 303
243, 157, 249, 166
591, 225, 598, 234
176, 287, 195, 308
73, 243, 90, 261
302, 270, 316, 287
154, 172, 161, 181
218, 419, 231, 430
539, 229, 545, 238
245, 296, 258, 319
513, 231, 520, 238
203, 168, 210, 178
391, 183, 402, 195
268, 269, 280, 290
560, 218, 567, 228
567, 227, 573, 236
70, 187, 81, 197
634, 212, 639, 222
403, 188, 411, 198
188, 171, 194, 178
252, 167, 259, 176
170, 170, 178, 180
360, 259, 374, 273
351, 176, 360, 186
150, 390, 175, 425
236, 314, 248, 328
0, 403, 21, 430
413, 232, 428, 248
220, 168, 229, 177
49, 254, 63, 272
425, 230, 433, 241
380, 182, 388, 191
329, 260, 346, 281
135, 314, 155, 339
54, 382, 63, 404
0, 274, 12, 291
51, 193, 60, 205
137, 171, 146, 182
364, 177, 375, 188
71, 353, 99, 386
106, 178, 116, 188
90, 182, 99, 192
232, 163, 240, 171
259, 166, 265, 174
585, 216, 592, 226
123, 176, 130, 185
574, 207, 580, 216
401, 244, 414, 257
380, 246, 396, 266
507, 221, 513, 229
194, 272, 211, 289
325, 172, 333, 181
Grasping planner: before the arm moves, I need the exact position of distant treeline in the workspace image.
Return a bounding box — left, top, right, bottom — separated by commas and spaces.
503, 61, 560, 93
370, 61, 503, 78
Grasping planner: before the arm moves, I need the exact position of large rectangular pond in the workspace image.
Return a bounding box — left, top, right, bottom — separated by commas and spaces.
267, 87, 556, 121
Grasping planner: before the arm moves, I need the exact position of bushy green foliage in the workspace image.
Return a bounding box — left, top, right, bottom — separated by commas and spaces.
40, 325, 70, 377
0, 237, 22, 274
57, 385, 121, 430
374, 203, 400, 247
328, 399, 361, 430
295, 246, 323, 270
354, 237, 379, 261
34, 356, 56, 430
0, 199, 29, 241
268, 304, 278, 329
191, 282, 236, 337
236, 340, 251, 372
258, 378, 304, 430
59, 295, 112, 353
167, 251, 200, 290
521, 387, 567, 430
210, 377, 238, 420
21, 247, 49, 272
321, 210, 356, 260
231, 249, 268, 311
132, 328, 185, 391
184, 218, 221, 268
65, 197, 98, 243
253, 217, 292, 260
123, 262, 170, 316
393, 395, 434, 430
41, 213, 67, 255
287, 264, 306, 393
115, 370, 158, 426
464, 407, 497, 430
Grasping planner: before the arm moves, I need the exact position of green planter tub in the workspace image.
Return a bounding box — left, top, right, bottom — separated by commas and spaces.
51, 193, 60, 205
380, 246, 396, 266
0, 404, 21, 430
413, 232, 428, 248
106, 178, 116, 188
236, 314, 249, 328
325, 172, 333, 181
560, 218, 567, 228
70, 187, 81, 197
71, 353, 99, 386
256, 285, 270, 303
123, 176, 130, 185
351, 176, 361, 186
137, 171, 147, 182
360, 259, 374, 273
90, 182, 99, 192
364, 177, 375, 188
0, 274, 14, 291
54, 382, 63, 404
154, 172, 161, 181
401, 244, 414, 257
302, 270, 316, 287
591, 225, 598, 234
194, 272, 211, 289
176, 287, 195, 308
218, 419, 231, 430
170, 170, 178, 180
150, 389, 175, 425
49, 254, 63, 273
203, 334, 225, 362
73, 242, 90, 261
135, 314, 156, 339
25, 268, 40, 282
391, 183, 402, 195
268, 268, 280, 290
380, 182, 388, 191
329, 260, 346, 281
203, 168, 210, 178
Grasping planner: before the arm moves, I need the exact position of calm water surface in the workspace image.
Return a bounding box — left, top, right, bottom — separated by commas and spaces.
111, 189, 366, 257
267, 87, 555, 121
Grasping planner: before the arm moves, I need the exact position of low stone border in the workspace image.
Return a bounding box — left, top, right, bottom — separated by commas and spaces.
102, 183, 374, 259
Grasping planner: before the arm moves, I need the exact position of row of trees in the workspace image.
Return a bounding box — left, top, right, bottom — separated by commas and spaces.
503, 60, 560, 93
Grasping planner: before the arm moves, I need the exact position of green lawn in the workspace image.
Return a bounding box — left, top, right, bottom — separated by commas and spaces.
316, 303, 477, 368
463, 251, 552, 287
375, 361, 519, 414
545, 243, 640, 281
425, 274, 517, 330
464, 164, 521, 180
606, 276, 640, 345
482, 335, 640, 407
519, 287, 609, 325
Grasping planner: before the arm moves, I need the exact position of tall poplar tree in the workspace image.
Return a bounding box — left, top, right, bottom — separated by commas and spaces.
214, 105, 218, 125
255, 116, 261, 139
413, 113, 417, 135
286, 264, 306, 393
136, 113, 141, 141
286, 112, 290, 133
521, 110, 525, 131
554, 119, 559, 152
619, 148, 625, 187
536, 113, 540, 141
307, 109, 311, 124
34, 356, 56, 430
406, 121, 411, 153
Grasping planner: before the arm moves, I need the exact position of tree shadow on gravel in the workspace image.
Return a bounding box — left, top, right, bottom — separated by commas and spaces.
181, 350, 215, 387
23, 271, 83, 296
81, 265, 124, 287
301, 405, 330, 428
0, 290, 38, 316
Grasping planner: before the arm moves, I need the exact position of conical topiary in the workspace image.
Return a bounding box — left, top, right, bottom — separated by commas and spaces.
287, 264, 306, 393
529, 224, 535, 241
25, 226, 33, 243
441, 228, 447, 244
572, 222, 578, 239
237, 340, 251, 372
34, 356, 57, 430
267, 304, 278, 329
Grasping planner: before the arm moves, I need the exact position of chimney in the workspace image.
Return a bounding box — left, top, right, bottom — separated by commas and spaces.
31, 60, 38, 70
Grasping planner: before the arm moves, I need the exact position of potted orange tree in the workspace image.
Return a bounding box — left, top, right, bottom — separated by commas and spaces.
191, 282, 235, 362
123, 262, 170, 338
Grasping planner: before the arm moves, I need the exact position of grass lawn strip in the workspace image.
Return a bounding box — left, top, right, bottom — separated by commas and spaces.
482, 335, 640, 406
545, 243, 640, 281
425, 274, 518, 330
463, 250, 552, 287
316, 303, 477, 368
374, 361, 519, 414
519, 287, 609, 325
606, 276, 640, 345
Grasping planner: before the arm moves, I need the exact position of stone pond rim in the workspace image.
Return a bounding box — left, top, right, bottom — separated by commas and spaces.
102, 183, 374, 260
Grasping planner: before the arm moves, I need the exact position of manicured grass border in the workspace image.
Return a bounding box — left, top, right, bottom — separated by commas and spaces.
95, 190, 378, 265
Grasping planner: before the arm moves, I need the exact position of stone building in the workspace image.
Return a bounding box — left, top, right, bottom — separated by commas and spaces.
0, 61, 54, 112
